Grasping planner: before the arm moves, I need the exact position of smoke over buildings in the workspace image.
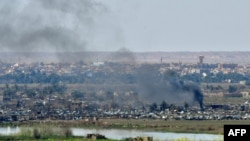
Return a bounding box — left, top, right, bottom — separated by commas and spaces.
0, 0, 204, 109
136, 65, 203, 109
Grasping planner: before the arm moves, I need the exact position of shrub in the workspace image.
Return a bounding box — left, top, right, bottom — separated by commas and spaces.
64, 128, 72, 137
33, 128, 41, 139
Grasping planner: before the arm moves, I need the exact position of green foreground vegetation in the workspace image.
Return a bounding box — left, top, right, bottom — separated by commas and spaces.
99, 119, 249, 134
1, 119, 244, 141
0, 119, 237, 134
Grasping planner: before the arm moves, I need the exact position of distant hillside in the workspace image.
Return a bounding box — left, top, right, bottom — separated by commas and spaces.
0, 51, 249, 64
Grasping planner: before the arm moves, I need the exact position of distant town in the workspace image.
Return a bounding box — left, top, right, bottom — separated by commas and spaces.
0, 52, 250, 122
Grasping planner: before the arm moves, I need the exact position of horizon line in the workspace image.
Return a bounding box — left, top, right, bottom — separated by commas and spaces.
0, 50, 250, 53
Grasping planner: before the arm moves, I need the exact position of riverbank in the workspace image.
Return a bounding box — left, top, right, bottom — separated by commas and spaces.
0, 126, 223, 141
1, 118, 249, 134
96, 119, 250, 134
0, 136, 89, 141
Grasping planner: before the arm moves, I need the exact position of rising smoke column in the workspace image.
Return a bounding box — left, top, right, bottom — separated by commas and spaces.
0, 0, 123, 62
182, 82, 204, 110
136, 66, 204, 109
194, 88, 204, 110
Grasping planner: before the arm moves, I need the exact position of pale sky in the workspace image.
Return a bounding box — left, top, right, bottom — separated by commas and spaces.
95, 0, 250, 52
0, 0, 249, 52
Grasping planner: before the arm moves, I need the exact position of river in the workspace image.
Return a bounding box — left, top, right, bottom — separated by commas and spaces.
0, 127, 223, 141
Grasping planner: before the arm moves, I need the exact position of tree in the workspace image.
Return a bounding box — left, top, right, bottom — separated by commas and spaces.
150, 102, 158, 112
160, 100, 168, 111
25, 89, 36, 98
71, 90, 84, 99
3, 85, 17, 99
228, 85, 237, 93
184, 102, 189, 109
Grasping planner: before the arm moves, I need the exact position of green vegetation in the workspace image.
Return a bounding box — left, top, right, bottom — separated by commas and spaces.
203, 95, 247, 105
1, 119, 249, 135
17, 125, 72, 138
98, 119, 249, 134
0, 124, 87, 141
71, 90, 85, 99
150, 102, 158, 112
0, 120, 227, 141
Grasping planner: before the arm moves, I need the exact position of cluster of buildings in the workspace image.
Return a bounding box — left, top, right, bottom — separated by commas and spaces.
0, 91, 250, 122
1, 55, 250, 83
0, 56, 250, 122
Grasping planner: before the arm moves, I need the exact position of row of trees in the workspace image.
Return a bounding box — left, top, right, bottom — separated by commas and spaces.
149, 101, 189, 112
0, 70, 135, 84
0, 70, 85, 84
0, 64, 249, 85
204, 84, 242, 93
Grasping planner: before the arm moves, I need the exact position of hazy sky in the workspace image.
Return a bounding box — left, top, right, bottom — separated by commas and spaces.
0, 0, 249, 52
99, 0, 250, 52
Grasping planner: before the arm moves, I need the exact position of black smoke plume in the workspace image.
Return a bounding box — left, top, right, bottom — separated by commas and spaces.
182, 82, 204, 110
136, 65, 204, 109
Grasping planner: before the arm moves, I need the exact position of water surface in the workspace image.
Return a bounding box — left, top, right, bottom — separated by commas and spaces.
0, 127, 223, 141
71, 128, 223, 141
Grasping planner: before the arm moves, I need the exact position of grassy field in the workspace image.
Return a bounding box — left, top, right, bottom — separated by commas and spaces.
1, 119, 239, 141
98, 119, 250, 134
3, 119, 249, 135
0, 136, 88, 141
0, 124, 120, 141
203, 96, 247, 105
0, 136, 222, 141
